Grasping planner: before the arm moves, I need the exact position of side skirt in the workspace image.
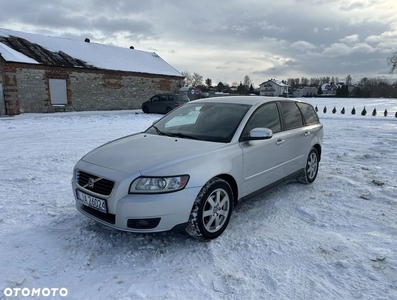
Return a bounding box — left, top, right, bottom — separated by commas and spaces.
239, 169, 304, 203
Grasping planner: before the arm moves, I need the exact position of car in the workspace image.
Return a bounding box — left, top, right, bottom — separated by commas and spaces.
141, 93, 190, 114
72, 96, 323, 240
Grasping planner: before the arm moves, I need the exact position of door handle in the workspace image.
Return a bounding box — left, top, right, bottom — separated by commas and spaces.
304, 132, 311, 137
276, 139, 285, 146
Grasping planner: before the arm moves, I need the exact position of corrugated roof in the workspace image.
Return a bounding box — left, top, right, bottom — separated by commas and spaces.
0, 28, 183, 77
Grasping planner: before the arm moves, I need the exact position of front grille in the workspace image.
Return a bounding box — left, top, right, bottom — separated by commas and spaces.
76, 171, 114, 196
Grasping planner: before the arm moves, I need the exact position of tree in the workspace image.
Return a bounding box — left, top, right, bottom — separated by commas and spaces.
346, 75, 352, 86
317, 86, 323, 95
205, 78, 212, 88
388, 51, 397, 74
237, 82, 248, 95
217, 82, 225, 92
191, 72, 203, 87
342, 84, 349, 97
181, 71, 192, 86
243, 75, 252, 88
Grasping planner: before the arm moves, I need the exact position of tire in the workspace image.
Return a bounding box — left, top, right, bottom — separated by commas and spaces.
166, 107, 172, 113
186, 178, 233, 241
298, 147, 319, 184
142, 106, 149, 114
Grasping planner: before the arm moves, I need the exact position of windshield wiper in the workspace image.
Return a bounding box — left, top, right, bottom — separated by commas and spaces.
152, 125, 172, 137
152, 126, 200, 140
169, 132, 201, 140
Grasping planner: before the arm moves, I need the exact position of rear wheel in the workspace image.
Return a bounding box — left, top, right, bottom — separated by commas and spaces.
186, 178, 233, 240
298, 147, 319, 184
166, 107, 172, 113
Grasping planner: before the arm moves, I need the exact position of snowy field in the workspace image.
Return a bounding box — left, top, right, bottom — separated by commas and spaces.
0, 97, 396, 300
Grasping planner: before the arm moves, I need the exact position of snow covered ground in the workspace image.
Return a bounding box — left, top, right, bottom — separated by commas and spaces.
0, 97, 396, 300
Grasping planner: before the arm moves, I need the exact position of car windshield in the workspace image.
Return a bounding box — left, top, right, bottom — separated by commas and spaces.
145, 102, 251, 143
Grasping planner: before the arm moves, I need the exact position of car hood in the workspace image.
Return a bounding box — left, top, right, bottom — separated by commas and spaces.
81, 133, 224, 174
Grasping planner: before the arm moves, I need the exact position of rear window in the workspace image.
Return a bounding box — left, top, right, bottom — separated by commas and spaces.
280, 102, 304, 130
175, 95, 189, 102
297, 103, 319, 124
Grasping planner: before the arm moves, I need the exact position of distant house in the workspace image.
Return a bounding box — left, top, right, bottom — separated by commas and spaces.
259, 79, 288, 97
320, 82, 344, 96
0, 28, 184, 115
293, 86, 318, 97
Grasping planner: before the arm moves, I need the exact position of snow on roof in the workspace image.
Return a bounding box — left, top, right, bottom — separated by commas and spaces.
0, 42, 38, 64
0, 28, 183, 77
260, 79, 288, 86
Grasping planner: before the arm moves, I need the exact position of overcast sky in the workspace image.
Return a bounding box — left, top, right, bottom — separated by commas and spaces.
1, 0, 397, 86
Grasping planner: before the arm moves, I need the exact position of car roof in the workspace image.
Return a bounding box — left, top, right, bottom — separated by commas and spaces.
156, 93, 185, 96
192, 96, 302, 106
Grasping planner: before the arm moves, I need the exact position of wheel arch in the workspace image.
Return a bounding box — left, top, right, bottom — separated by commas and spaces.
215, 174, 239, 207
313, 144, 322, 161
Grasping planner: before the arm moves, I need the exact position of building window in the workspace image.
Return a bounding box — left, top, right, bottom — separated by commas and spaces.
49, 79, 67, 105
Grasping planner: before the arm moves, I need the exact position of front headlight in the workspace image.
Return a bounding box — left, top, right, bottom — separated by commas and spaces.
129, 175, 189, 194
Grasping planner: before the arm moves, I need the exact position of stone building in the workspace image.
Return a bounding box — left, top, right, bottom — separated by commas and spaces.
0, 29, 184, 115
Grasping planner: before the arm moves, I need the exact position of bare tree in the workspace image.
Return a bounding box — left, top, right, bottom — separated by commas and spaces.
301, 77, 309, 86
243, 75, 252, 88
346, 75, 352, 86
388, 52, 397, 74
205, 78, 212, 88
191, 72, 203, 87
181, 71, 192, 86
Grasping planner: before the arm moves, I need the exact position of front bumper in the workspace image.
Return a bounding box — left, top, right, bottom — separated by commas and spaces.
73, 181, 201, 233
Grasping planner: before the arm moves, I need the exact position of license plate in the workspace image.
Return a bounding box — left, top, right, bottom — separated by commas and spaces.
76, 190, 107, 213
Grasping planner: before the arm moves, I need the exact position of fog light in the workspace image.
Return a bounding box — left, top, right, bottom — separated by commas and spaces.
137, 220, 149, 227
127, 218, 161, 229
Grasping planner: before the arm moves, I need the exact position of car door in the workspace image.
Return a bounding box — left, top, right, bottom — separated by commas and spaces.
158, 94, 169, 113
165, 95, 175, 112
239, 102, 287, 196
147, 95, 160, 113
278, 101, 307, 176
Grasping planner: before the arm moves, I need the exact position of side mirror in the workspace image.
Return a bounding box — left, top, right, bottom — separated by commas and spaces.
241, 128, 273, 142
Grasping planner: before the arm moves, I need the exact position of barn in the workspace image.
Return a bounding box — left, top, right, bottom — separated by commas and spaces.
0, 28, 184, 116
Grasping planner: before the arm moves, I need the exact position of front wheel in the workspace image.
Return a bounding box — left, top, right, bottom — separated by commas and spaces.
298, 147, 319, 184
186, 178, 233, 240
142, 106, 149, 114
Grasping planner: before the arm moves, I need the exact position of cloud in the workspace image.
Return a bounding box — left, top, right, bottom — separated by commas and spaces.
322, 43, 351, 57
340, 34, 360, 43
291, 41, 316, 51
1, 0, 396, 85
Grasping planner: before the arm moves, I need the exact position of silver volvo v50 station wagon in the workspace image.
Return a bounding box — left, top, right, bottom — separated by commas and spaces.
72, 96, 323, 240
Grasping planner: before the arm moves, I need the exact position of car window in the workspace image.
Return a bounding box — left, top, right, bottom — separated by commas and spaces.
297, 103, 319, 125
151, 96, 159, 102
242, 102, 281, 137
280, 102, 304, 130
159, 95, 168, 101
168, 95, 175, 101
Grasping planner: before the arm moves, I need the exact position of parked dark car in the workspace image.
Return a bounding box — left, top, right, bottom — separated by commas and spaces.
142, 93, 190, 114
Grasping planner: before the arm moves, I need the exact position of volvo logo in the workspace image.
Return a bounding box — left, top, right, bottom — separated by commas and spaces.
88, 178, 95, 189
